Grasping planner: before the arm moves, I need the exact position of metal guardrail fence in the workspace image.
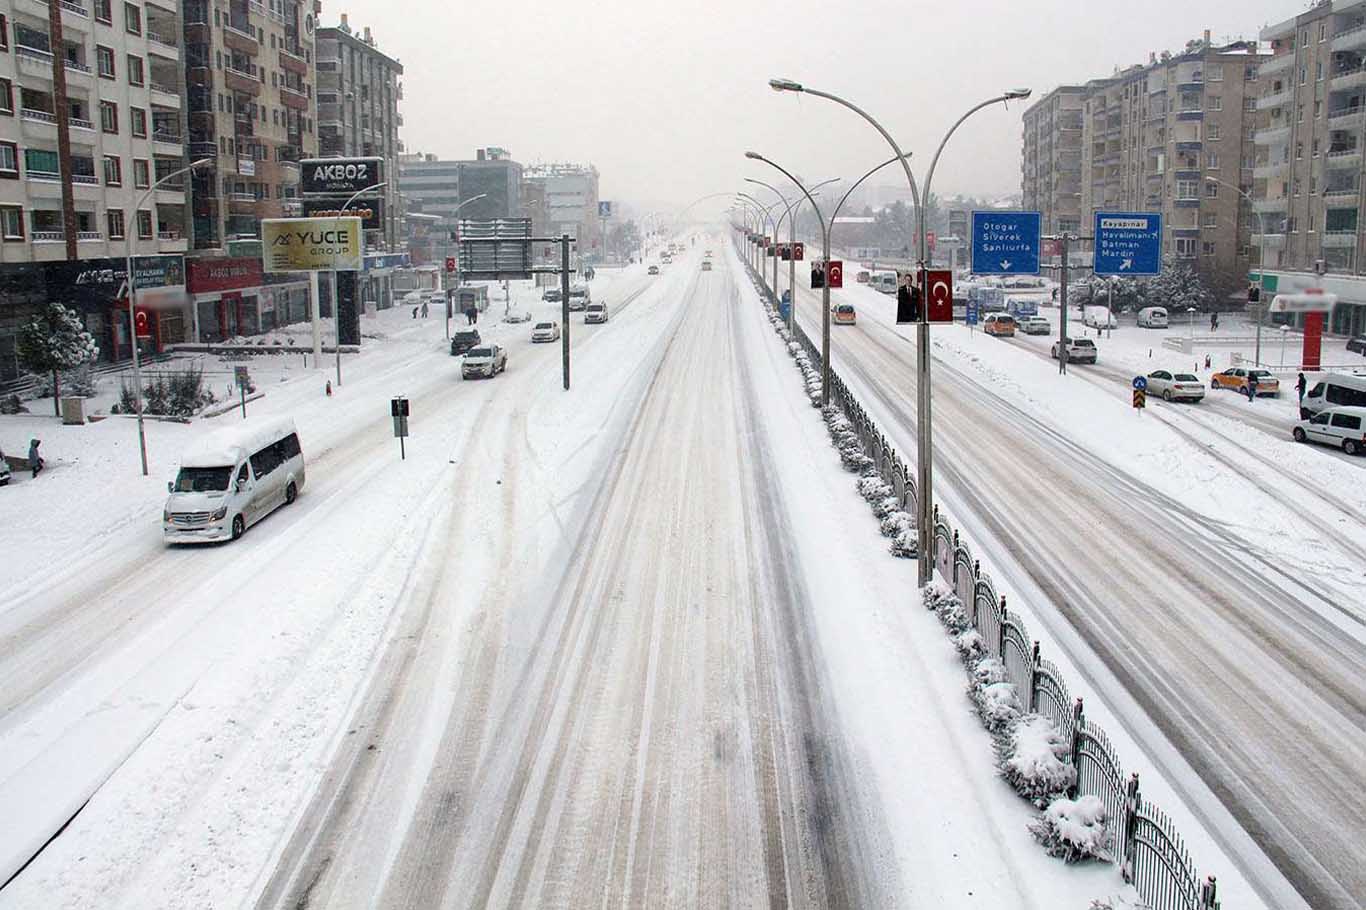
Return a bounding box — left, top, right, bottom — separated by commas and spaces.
740, 255, 1221, 910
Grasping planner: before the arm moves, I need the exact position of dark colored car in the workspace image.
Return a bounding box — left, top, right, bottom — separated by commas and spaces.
1347, 335, 1366, 356
543, 287, 563, 302
449, 328, 482, 356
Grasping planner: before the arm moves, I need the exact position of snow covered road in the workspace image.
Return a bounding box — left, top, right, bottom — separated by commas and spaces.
784, 272, 1366, 910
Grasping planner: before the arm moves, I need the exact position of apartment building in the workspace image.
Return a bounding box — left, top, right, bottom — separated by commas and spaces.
521, 161, 600, 252
1023, 34, 1267, 294
315, 14, 402, 251
0, 0, 193, 379
1021, 85, 1086, 237
1253, 1, 1366, 336
399, 147, 522, 224
182, 0, 317, 250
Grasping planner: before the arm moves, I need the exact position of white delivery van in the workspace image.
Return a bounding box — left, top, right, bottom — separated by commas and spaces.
1300, 372, 1366, 418
163, 416, 305, 544
1084, 305, 1118, 329
871, 270, 899, 294
1137, 306, 1168, 328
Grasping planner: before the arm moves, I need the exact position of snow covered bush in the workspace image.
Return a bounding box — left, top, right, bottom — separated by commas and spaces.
35, 364, 100, 399
879, 510, 913, 539
787, 341, 801, 356
857, 476, 893, 502
954, 628, 986, 663
975, 681, 1022, 734
921, 580, 954, 611
925, 586, 972, 636
1002, 714, 1076, 806
837, 441, 872, 473
871, 496, 900, 519
0, 394, 28, 414
889, 527, 917, 559
1029, 795, 1111, 863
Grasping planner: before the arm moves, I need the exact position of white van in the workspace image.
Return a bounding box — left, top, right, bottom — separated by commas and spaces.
1137, 306, 1168, 328
1300, 372, 1366, 419
164, 416, 305, 544
1084, 305, 1118, 329
871, 270, 899, 294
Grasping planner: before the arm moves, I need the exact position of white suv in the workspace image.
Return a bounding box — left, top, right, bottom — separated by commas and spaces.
1292, 406, 1366, 455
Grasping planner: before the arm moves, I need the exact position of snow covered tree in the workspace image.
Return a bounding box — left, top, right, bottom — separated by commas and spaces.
1141, 258, 1214, 312
16, 302, 99, 416
1091, 276, 1149, 313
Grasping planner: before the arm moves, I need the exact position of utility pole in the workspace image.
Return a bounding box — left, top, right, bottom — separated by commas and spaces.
561, 234, 571, 390
1058, 233, 1070, 375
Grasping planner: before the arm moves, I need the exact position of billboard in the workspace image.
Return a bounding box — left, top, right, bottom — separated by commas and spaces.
299, 157, 384, 196
262, 217, 363, 272
302, 196, 384, 231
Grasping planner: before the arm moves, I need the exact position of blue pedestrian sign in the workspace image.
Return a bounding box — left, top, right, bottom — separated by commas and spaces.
1132, 375, 1148, 391
971, 211, 1041, 276
1094, 212, 1162, 277
965, 301, 979, 326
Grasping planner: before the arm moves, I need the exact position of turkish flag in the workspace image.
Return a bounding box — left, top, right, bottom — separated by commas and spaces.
925, 269, 953, 323
827, 260, 843, 289
793, 242, 804, 261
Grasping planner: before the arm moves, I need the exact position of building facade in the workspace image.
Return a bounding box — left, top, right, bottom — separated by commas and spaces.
182, 0, 317, 250
1023, 35, 1268, 292
315, 14, 401, 251
521, 161, 600, 252
398, 147, 522, 225
1252, 1, 1366, 335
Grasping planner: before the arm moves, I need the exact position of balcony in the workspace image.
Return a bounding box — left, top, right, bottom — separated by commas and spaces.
1176, 110, 1204, 122
1252, 197, 1288, 213
1251, 232, 1286, 248
1327, 146, 1361, 167
279, 47, 308, 76
279, 85, 308, 110
1259, 53, 1296, 76
149, 82, 180, 108
1322, 230, 1358, 248
1323, 185, 1361, 204
233, 116, 254, 138
224, 65, 260, 95
77, 230, 101, 241
1327, 106, 1366, 127
152, 130, 183, 151
68, 116, 93, 130
223, 22, 259, 56
32, 231, 65, 242
1174, 140, 1202, 153
1256, 89, 1293, 111
1331, 66, 1366, 92
1254, 124, 1292, 145
189, 141, 218, 159
1253, 160, 1289, 179
1334, 23, 1366, 52
1174, 197, 1202, 208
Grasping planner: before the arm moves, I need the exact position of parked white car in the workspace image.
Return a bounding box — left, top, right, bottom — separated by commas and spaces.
1292, 406, 1366, 454
1145, 370, 1205, 402
531, 321, 560, 343
462, 344, 508, 379
1083, 305, 1117, 329
1137, 306, 1169, 328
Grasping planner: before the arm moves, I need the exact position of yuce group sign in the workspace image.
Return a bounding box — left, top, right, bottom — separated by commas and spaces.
262, 217, 363, 272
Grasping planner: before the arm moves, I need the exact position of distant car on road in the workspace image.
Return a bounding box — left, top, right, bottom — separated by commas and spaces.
461, 344, 507, 379
648, 265, 660, 275
1019, 314, 1051, 335
504, 309, 531, 324
543, 287, 563, 303
1347, 335, 1366, 356
701, 260, 713, 271
1211, 368, 1279, 397
584, 302, 608, 324
568, 283, 591, 311
831, 303, 856, 325
1146, 370, 1205, 402
449, 328, 482, 356
983, 313, 1017, 337
1051, 337, 1097, 363
531, 321, 560, 343
1292, 406, 1366, 454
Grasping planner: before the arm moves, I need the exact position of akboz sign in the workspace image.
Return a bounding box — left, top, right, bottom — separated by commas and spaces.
299, 157, 385, 196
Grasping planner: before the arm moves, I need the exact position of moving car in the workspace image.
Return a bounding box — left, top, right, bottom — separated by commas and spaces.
584, 302, 608, 324
1137, 306, 1169, 328
450, 328, 482, 356
831, 303, 857, 325
648, 265, 660, 275
504, 309, 532, 324
1210, 367, 1279, 397
705, 250, 713, 258
531, 321, 561, 343
983, 313, 1017, 337
543, 287, 563, 303
1051, 337, 1098, 363
462, 344, 508, 379
163, 417, 304, 544
855, 269, 871, 284
1019, 314, 1051, 335
1146, 370, 1206, 402
1300, 372, 1366, 418
1292, 406, 1366, 454
701, 260, 713, 271
871, 270, 898, 294
567, 284, 591, 311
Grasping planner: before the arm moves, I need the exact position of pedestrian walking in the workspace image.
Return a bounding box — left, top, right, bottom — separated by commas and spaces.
1204, 353, 1212, 369
1297, 371, 1308, 403
28, 438, 43, 477
420, 300, 429, 318
411, 306, 419, 318
1246, 372, 1258, 402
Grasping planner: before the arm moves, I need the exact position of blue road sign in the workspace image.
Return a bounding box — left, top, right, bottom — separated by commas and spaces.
1132, 375, 1148, 391
965, 301, 979, 326
1095, 211, 1162, 277
971, 211, 1041, 276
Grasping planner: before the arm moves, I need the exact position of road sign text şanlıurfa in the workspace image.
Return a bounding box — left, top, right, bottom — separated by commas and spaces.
1094, 211, 1162, 276
970, 211, 1041, 275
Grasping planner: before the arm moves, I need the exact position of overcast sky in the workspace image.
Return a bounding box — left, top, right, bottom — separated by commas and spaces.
329, 0, 1295, 218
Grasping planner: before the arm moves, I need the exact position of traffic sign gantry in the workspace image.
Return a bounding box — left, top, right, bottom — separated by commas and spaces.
971, 211, 1042, 275
1095, 211, 1163, 276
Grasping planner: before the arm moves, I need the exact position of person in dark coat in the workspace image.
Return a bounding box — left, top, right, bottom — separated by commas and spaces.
1246, 371, 1258, 402
28, 438, 43, 476
1297, 371, 1308, 402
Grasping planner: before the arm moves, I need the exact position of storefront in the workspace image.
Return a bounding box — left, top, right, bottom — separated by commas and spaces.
361, 252, 411, 312
187, 257, 312, 342
1256, 270, 1366, 338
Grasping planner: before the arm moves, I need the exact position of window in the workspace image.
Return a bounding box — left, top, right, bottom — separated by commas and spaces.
1313, 138, 1321, 157
1207, 152, 1219, 168
1203, 213, 1218, 228
25, 148, 59, 177
1327, 383, 1366, 406
97, 46, 115, 79
95, 0, 112, 23
1315, 100, 1322, 118
1332, 413, 1363, 431
127, 55, 144, 86
1320, 22, 1327, 41
1208, 64, 1223, 82
1300, 65, 1307, 85
106, 209, 125, 239
103, 155, 121, 185
0, 15, 7, 51
1175, 236, 1196, 257
1296, 141, 1304, 160
0, 79, 11, 116
130, 107, 147, 137
133, 158, 150, 188
1310, 175, 1318, 194
1176, 179, 1199, 199
1208, 95, 1222, 111
100, 100, 118, 133
0, 142, 16, 177
1317, 62, 1324, 82
1208, 123, 1220, 140
1, 205, 23, 240
1202, 241, 1216, 256
1205, 181, 1218, 197
125, 2, 142, 35
136, 209, 153, 239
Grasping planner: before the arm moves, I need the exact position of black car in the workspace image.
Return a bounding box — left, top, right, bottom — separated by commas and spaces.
543, 287, 563, 302
450, 328, 482, 356
1348, 335, 1366, 356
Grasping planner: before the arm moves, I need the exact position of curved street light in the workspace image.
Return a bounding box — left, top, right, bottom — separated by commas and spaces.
736, 191, 783, 278
767, 77, 1030, 586
746, 176, 838, 332
735, 193, 779, 273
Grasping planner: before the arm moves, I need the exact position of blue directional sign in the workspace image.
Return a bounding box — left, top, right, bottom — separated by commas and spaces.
1094, 211, 1162, 277
971, 211, 1041, 276
965, 301, 979, 326
1132, 375, 1148, 391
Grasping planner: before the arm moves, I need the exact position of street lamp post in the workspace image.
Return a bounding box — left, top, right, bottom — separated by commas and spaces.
746, 177, 839, 334
1207, 175, 1267, 366
745, 152, 832, 405
446, 192, 489, 339
767, 78, 1029, 585
126, 157, 213, 476
331, 181, 387, 388
736, 192, 782, 297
